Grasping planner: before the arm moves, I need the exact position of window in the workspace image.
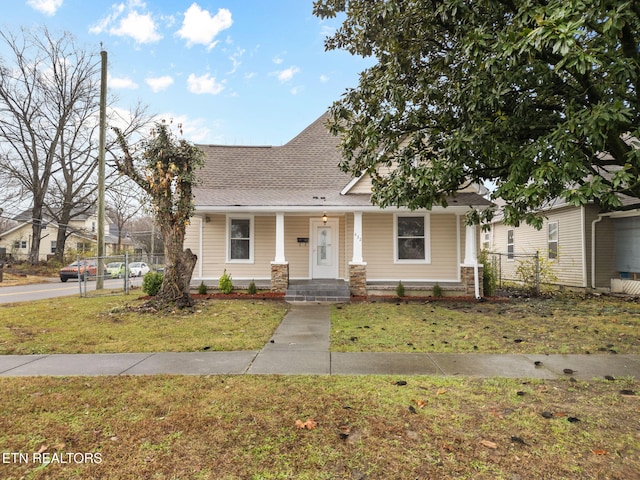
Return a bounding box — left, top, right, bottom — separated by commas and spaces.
77, 242, 91, 253
228, 217, 253, 262
51, 241, 57, 254
395, 214, 430, 263
507, 229, 514, 260
548, 222, 558, 260
14, 240, 27, 249
482, 228, 491, 251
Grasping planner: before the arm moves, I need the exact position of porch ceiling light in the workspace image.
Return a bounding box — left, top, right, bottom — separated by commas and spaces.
322, 212, 328, 225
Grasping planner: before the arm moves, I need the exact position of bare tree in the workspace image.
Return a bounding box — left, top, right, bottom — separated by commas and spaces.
106, 176, 144, 252
0, 27, 100, 263
46, 103, 153, 262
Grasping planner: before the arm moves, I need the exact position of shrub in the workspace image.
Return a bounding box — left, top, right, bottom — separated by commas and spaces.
247, 280, 257, 295
219, 269, 233, 294
396, 280, 405, 297
198, 281, 208, 295
479, 249, 497, 297
516, 252, 558, 295
142, 271, 163, 296
432, 282, 442, 297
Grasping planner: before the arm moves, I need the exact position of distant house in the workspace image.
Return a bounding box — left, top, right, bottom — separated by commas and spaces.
185, 112, 492, 298
486, 196, 640, 294
0, 210, 131, 262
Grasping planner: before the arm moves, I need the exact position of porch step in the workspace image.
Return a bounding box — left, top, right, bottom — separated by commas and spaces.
285, 280, 350, 303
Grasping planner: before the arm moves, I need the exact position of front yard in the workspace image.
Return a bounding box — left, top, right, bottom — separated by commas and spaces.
0, 294, 638, 479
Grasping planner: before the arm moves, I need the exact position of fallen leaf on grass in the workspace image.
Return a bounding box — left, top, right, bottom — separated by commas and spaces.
37, 445, 48, 454
436, 388, 447, 395
592, 449, 608, 455
295, 418, 317, 430
480, 439, 498, 449
413, 399, 427, 409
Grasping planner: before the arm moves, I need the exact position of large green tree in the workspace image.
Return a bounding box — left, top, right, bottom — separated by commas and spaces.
113, 122, 204, 308
313, 0, 640, 226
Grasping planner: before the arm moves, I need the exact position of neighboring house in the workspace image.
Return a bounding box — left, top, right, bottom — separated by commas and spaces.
487, 196, 640, 294
185, 112, 491, 297
0, 210, 130, 262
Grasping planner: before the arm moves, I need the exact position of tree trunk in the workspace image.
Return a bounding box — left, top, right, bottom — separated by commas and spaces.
28, 205, 43, 264
155, 224, 197, 308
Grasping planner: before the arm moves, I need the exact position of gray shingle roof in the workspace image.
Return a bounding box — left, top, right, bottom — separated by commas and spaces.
194, 112, 490, 210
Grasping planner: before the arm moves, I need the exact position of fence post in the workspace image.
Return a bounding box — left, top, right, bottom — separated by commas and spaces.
124, 252, 129, 295
535, 250, 540, 296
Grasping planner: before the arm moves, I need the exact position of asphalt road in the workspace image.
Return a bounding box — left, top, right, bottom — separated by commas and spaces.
0, 277, 145, 304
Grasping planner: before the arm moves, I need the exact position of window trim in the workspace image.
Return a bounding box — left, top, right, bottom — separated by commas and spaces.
393, 213, 431, 264
507, 229, 514, 261
226, 215, 254, 263
548, 221, 559, 260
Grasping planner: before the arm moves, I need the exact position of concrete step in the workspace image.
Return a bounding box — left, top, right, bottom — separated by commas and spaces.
285, 280, 350, 303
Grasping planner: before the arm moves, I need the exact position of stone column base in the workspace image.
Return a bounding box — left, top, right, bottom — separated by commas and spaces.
349, 262, 367, 297
461, 265, 484, 298
270, 262, 289, 292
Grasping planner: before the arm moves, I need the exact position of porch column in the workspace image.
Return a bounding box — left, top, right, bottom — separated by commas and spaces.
461, 223, 483, 298
270, 212, 288, 292
274, 212, 286, 263
348, 211, 367, 297
464, 224, 477, 265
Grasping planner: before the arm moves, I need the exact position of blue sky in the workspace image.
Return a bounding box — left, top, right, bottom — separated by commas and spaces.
4, 0, 373, 145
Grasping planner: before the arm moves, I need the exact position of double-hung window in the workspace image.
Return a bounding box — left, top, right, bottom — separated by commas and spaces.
395, 214, 430, 263
228, 216, 253, 262
507, 229, 514, 260
548, 222, 558, 260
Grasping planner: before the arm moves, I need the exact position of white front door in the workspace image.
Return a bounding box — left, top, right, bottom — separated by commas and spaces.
311, 218, 338, 278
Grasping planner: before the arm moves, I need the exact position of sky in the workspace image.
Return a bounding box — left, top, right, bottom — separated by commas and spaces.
2, 0, 373, 145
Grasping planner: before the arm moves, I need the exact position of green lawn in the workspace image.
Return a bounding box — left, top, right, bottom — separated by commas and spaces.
0, 295, 288, 354
331, 297, 640, 354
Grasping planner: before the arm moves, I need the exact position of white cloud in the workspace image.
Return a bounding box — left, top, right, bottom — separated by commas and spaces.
319, 74, 329, 83
110, 10, 162, 43
27, 0, 63, 16
187, 73, 225, 95
177, 3, 233, 50
89, 3, 125, 35
228, 48, 245, 74
91, 1, 161, 43
110, 76, 139, 89
272, 56, 284, 65
273, 66, 300, 83
145, 75, 174, 92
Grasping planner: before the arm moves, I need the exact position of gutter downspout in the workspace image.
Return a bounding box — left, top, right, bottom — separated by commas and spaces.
474, 261, 480, 300
591, 213, 611, 290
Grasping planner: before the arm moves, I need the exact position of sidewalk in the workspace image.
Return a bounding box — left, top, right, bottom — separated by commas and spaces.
1, 304, 639, 379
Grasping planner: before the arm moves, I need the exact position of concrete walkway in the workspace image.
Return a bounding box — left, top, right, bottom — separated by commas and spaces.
1, 304, 639, 379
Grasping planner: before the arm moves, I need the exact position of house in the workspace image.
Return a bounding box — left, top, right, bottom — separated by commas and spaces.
185, 112, 492, 299
0, 210, 130, 262
486, 196, 640, 294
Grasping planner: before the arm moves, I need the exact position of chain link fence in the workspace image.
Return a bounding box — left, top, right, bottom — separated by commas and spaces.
76, 253, 165, 298
485, 251, 543, 295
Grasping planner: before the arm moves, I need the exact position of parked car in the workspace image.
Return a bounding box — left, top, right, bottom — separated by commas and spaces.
106, 262, 126, 278
59, 261, 106, 282
129, 262, 150, 277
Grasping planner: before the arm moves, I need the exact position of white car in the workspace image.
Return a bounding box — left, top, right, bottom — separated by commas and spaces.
129, 262, 150, 277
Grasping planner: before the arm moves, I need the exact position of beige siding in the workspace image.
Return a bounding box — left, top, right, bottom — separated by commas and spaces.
362, 212, 460, 281
284, 216, 311, 279
491, 206, 587, 287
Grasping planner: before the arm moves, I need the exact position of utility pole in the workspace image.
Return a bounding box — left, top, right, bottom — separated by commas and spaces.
96, 49, 107, 289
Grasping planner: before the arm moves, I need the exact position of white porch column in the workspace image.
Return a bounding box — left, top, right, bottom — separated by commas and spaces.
351, 211, 364, 264
274, 212, 286, 263
463, 224, 478, 265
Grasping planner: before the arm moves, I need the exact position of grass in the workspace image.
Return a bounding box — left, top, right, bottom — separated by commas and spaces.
331, 296, 640, 354
0, 295, 288, 354
0, 294, 639, 478
0, 375, 637, 479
